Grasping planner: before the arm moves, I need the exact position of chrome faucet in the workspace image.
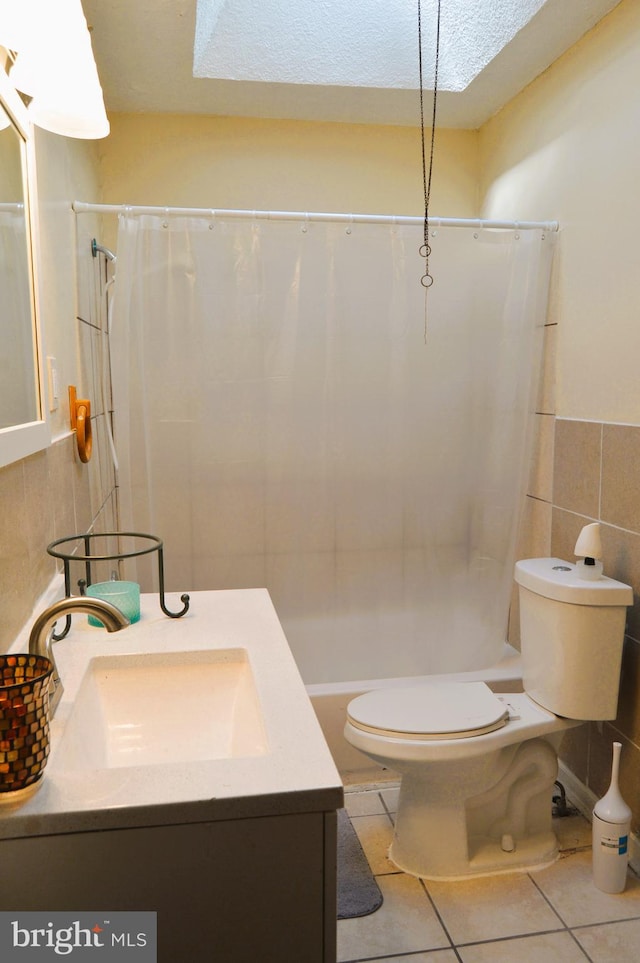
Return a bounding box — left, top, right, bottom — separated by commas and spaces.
28, 596, 130, 717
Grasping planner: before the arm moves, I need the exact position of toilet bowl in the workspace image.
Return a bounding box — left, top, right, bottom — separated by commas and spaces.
346, 682, 580, 879
344, 554, 633, 880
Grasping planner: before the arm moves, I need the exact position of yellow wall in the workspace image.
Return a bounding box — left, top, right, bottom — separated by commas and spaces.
99, 114, 478, 231
479, 0, 640, 424
480, 0, 640, 821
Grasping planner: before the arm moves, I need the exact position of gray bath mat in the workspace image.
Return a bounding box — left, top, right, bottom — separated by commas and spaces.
337, 808, 384, 919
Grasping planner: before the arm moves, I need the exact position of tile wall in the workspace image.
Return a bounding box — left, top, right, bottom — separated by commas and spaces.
0, 234, 118, 653
514, 315, 640, 837
552, 421, 640, 834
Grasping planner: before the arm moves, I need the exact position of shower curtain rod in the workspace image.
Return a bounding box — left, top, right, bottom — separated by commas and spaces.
72, 201, 558, 233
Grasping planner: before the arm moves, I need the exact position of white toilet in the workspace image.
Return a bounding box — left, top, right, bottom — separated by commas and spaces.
344, 554, 633, 880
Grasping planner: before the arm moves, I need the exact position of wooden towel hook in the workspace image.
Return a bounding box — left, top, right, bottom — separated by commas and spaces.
69, 385, 92, 463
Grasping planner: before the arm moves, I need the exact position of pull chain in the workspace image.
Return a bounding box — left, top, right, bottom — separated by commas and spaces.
418, 0, 441, 340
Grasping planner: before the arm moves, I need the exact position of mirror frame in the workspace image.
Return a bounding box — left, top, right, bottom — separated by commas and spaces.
0, 64, 49, 469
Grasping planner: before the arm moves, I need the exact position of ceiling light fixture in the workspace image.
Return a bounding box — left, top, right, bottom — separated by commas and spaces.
0, 0, 109, 139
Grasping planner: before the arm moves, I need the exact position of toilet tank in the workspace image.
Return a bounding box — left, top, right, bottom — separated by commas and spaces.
514, 558, 633, 720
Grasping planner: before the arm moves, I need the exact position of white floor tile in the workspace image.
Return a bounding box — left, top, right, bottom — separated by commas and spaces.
373, 952, 459, 962
573, 918, 640, 962
554, 811, 592, 853
345, 790, 387, 818
458, 931, 590, 962
337, 874, 450, 962
335, 782, 640, 963
425, 871, 563, 944
380, 785, 400, 814
351, 814, 396, 876
531, 850, 640, 927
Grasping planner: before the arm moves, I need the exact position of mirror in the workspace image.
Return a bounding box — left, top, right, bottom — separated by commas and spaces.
0, 63, 49, 468
0, 100, 37, 427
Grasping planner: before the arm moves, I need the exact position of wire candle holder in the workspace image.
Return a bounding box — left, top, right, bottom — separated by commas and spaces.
46, 532, 190, 640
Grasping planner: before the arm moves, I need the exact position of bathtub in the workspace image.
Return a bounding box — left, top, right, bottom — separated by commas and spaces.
307, 643, 523, 784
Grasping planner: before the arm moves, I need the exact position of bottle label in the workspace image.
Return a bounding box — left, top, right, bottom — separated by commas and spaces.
600, 833, 628, 855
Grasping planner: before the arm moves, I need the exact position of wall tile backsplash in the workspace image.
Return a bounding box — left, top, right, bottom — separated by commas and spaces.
518, 415, 640, 836
0, 232, 118, 653
0, 437, 89, 650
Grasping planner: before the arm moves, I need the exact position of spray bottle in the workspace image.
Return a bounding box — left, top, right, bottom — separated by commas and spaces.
592, 741, 632, 893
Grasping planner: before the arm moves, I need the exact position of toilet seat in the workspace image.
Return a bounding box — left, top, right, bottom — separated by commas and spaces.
347, 681, 509, 740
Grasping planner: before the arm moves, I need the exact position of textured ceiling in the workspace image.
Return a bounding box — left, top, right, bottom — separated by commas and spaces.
82, 0, 622, 128
193, 0, 546, 91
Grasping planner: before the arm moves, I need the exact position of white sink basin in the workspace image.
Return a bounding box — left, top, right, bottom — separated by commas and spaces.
55, 648, 268, 771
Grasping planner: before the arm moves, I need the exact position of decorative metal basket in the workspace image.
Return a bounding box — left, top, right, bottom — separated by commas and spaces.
0, 654, 53, 794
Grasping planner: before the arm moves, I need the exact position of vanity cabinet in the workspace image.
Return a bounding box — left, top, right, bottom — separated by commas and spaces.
1, 589, 343, 961
0, 808, 338, 962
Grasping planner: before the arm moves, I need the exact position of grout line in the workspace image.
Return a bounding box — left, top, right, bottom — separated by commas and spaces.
378, 790, 396, 818
455, 928, 591, 959
572, 913, 640, 930
598, 421, 603, 521
526, 870, 587, 959
338, 951, 443, 963
338, 932, 451, 963
549, 504, 640, 540
377, 791, 396, 827
418, 878, 463, 962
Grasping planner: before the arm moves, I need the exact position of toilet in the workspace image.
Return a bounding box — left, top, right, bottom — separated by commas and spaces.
344, 556, 633, 880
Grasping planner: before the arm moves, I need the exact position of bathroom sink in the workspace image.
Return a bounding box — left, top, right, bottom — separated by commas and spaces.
55, 648, 268, 771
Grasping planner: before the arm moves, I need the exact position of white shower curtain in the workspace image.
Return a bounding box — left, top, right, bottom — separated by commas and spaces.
112, 214, 555, 684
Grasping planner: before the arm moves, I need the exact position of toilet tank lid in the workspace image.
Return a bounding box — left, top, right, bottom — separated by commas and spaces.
515, 558, 633, 606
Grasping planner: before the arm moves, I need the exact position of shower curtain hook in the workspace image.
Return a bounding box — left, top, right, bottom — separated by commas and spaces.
302, 212, 309, 234
346, 214, 353, 235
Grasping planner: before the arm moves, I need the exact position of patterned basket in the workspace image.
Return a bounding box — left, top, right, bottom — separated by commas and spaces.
0, 654, 53, 793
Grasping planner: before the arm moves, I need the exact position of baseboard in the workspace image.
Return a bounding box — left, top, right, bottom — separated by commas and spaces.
558, 762, 640, 874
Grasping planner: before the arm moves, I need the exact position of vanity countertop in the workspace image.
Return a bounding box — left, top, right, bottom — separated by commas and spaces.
0, 589, 343, 840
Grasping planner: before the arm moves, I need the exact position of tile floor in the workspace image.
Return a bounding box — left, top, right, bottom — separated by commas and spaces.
339, 783, 640, 963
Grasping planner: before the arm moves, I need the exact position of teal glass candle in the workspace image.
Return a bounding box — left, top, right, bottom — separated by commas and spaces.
86, 580, 141, 626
